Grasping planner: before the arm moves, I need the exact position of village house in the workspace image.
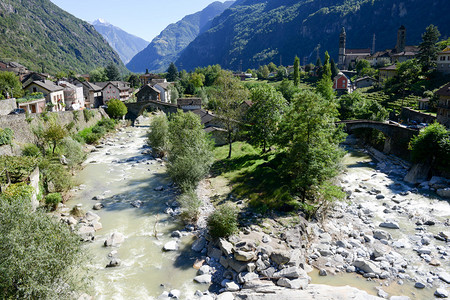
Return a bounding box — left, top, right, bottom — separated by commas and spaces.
333, 72, 351, 94
96, 81, 131, 102
436, 46, 450, 74
436, 82, 450, 128
192, 109, 227, 145
417, 98, 430, 111
177, 98, 202, 111
354, 76, 377, 89
0, 61, 29, 76
136, 84, 160, 102
150, 79, 172, 103
21, 72, 49, 88
139, 73, 160, 86
58, 81, 84, 110
71, 80, 103, 108
23, 79, 65, 112
378, 64, 398, 82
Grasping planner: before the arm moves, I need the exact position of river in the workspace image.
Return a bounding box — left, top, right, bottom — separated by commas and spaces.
67, 126, 449, 299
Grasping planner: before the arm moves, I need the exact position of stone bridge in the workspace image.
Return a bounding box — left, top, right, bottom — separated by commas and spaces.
339, 120, 419, 157
125, 100, 179, 121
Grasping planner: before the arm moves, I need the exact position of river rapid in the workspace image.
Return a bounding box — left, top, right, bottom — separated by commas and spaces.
67, 125, 449, 299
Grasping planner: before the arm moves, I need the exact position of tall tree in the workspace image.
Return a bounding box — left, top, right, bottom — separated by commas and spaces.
277, 90, 345, 201
316, 51, 335, 101
247, 84, 287, 153
330, 58, 339, 79
167, 62, 178, 82
89, 67, 107, 82
105, 63, 121, 81
212, 71, 249, 158
293, 56, 300, 86
418, 24, 441, 71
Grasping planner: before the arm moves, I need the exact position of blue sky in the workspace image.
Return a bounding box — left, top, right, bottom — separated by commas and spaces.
50, 0, 225, 42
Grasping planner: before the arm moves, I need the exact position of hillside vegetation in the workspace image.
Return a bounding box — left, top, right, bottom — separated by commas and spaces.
176, 0, 450, 70
126, 1, 234, 73
0, 0, 126, 74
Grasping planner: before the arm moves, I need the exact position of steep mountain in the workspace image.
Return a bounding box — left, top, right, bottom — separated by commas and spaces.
126, 1, 234, 73
92, 19, 149, 65
176, 0, 450, 71
0, 0, 126, 74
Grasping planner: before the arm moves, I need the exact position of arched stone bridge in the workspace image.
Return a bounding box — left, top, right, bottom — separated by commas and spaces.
125, 100, 179, 121
338, 120, 419, 157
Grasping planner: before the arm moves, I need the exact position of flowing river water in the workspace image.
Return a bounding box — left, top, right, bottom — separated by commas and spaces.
67, 125, 449, 299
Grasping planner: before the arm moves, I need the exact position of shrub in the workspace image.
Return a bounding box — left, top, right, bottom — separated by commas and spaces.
0, 128, 14, 145
0, 185, 88, 298
97, 118, 117, 131
83, 109, 95, 122
45, 193, 62, 210
147, 114, 169, 157
84, 132, 100, 144
60, 137, 86, 168
39, 159, 72, 193
177, 190, 202, 225
22, 143, 42, 157
207, 204, 239, 238
72, 110, 79, 121
106, 99, 127, 119
91, 124, 106, 135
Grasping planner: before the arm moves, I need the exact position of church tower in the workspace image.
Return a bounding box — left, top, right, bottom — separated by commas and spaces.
395, 25, 406, 53
338, 27, 346, 69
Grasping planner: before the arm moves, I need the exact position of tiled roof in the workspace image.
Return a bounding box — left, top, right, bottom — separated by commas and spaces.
26, 80, 63, 92
436, 82, 450, 97
177, 98, 202, 107
345, 48, 371, 55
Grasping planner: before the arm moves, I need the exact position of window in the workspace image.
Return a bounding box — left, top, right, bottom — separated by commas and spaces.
32, 87, 37, 93
440, 56, 446, 61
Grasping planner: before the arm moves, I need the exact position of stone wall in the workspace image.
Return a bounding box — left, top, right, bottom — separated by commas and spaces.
401, 107, 436, 124
0, 98, 17, 115
0, 108, 107, 156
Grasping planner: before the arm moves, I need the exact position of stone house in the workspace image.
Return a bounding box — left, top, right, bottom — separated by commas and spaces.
177, 98, 202, 111
136, 84, 160, 102
436, 82, 450, 128
97, 81, 131, 102
436, 46, 450, 75
150, 79, 171, 103
378, 65, 398, 82
417, 98, 430, 111
23, 80, 65, 112
354, 76, 377, 89
18, 96, 46, 114
58, 81, 84, 110
139, 73, 160, 86
192, 109, 227, 146
0, 61, 28, 76
72, 79, 103, 108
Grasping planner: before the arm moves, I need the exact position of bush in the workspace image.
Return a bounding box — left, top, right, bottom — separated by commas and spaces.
45, 193, 62, 210
60, 137, 86, 168
97, 118, 117, 130
0, 127, 13, 145
84, 132, 100, 144
39, 159, 72, 193
0, 184, 88, 298
147, 114, 169, 157
22, 143, 42, 157
83, 109, 95, 122
207, 204, 239, 238
177, 190, 202, 225
106, 99, 127, 119
91, 124, 106, 135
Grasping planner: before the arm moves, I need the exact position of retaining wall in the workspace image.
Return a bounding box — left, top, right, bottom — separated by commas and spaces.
0, 98, 17, 115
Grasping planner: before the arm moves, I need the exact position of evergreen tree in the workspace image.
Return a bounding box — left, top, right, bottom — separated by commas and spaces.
293, 56, 300, 86
105, 62, 121, 81
418, 24, 441, 71
316, 52, 335, 101
315, 57, 323, 78
330, 58, 339, 79
167, 62, 178, 82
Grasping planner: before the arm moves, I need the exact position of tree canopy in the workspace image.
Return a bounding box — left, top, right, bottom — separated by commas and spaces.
418, 24, 441, 71
0, 71, 23, 99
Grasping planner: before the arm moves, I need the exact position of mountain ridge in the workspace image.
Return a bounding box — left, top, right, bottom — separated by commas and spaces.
176, 0, 450, 71
92, 19, 149, 65
0, 0, 126, 74
126, 1, 234, 73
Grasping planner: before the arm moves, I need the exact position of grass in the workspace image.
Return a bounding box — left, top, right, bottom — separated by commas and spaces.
212, 142, 297, 213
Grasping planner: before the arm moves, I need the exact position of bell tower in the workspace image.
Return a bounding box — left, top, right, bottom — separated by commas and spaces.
395, 25, 406, 53
338, 27, 346, 69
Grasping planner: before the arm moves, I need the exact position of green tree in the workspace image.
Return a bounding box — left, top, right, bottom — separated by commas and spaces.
268, 62, 277, 72
106, 99, 127, 119
355, 59, 370, 75
418, 24, 441, 71
247, 84, 287, 152
212, 71, 250, 158
167, 62, 178, 82
257, 65, 270, 80
330, 58, 339, 79
397, 59, 422, 102
127, 74, 141, 88
0, 71, 23, 99
0, 183, 88, 299
277, 78, 300, 102
190, 72, 205, 89
167, 111, 214, 191
105, 62, 121, 81
339, 92, 388, 121
43, 119, 68, 154
316, 51, 335, 101
293, 56, 300, 86
409, 122, 450, 171
89, 67, 107, 82
147, 113, 169, 157
60, 137, 86, 174
277, 90, 345, 201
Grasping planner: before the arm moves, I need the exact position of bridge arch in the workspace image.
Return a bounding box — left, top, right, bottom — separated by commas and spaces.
125, 100, 179, 121
339, 120, 418, 157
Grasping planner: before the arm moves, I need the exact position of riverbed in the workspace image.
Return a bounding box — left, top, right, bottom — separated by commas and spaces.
68, 125, 203, 299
